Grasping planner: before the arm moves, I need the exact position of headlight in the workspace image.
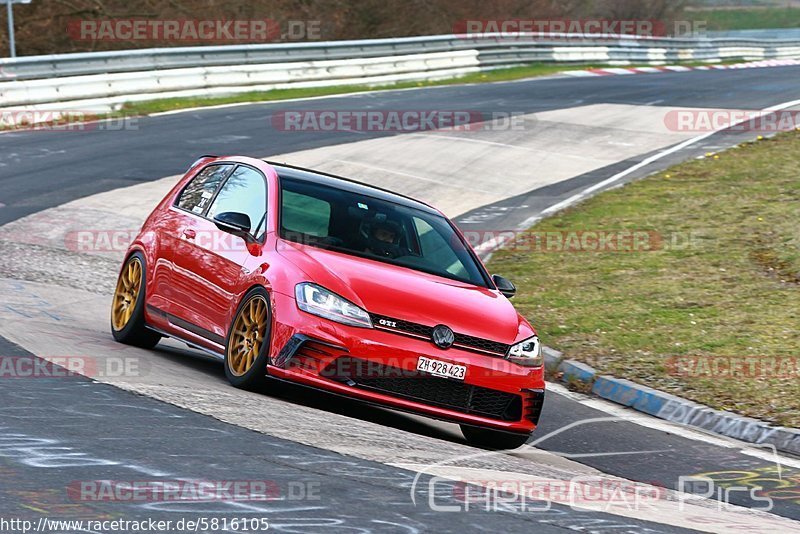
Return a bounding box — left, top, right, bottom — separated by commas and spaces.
506, 336, 543, 367
295, 283, 373, 328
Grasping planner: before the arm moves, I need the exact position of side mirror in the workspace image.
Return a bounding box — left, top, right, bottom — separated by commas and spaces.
213, 212, 254, 243
492, 274, 516, 299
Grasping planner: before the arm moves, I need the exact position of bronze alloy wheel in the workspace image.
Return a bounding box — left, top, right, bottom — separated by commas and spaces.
227, 295, 269, 377
112, 257, 143, 331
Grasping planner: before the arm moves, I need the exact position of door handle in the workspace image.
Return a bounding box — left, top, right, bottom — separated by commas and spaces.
183, 228, 196, 239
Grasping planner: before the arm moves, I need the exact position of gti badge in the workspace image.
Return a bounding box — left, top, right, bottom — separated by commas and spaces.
432, 324, 455, 349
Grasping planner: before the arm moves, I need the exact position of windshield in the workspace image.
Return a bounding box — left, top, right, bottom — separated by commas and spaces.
279, 177, 490, 287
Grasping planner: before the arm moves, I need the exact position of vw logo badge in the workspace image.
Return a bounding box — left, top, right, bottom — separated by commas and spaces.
431, 324, 455, 349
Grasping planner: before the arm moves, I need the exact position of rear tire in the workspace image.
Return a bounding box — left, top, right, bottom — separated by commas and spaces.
460, 425, 531, 450
110, 251, 161, 349
224, 287, 272, 390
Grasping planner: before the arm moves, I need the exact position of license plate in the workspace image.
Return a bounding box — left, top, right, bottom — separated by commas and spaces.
417, 356, 466, 380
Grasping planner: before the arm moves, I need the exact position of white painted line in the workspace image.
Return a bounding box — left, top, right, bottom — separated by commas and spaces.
402, 406, 800, 532
546, 383, 800, 470
517, 97, 800, 229
399, 460, 800, 533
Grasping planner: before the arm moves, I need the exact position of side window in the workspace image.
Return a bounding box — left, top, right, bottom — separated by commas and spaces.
413, 217, 469, 279
208, 166, 268, 238
281, 189, 331, 238
177, 164, 233, 214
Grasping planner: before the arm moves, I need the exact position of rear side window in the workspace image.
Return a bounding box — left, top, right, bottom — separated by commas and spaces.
281, 189, 331, 237
177, 164, 233, 214
208, 166, 268, 238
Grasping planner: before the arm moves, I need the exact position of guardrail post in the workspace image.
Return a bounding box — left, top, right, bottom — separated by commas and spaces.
5, 1, 15, 58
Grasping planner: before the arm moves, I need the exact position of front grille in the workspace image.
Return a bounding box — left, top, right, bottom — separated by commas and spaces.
453, 332, 510, 356
369, 313, 511, 357
323, 357, 522, 421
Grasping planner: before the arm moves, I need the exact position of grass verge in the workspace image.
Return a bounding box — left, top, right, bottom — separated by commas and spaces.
1, 59, 748, 131
695, 7, 800, 30
0, 63, 578, 131
118, 60, 746, 116
117, 63, 604, 115
487, 131, 800, 427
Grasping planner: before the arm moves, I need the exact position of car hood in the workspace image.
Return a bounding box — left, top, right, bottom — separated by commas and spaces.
277, 241, 523, 344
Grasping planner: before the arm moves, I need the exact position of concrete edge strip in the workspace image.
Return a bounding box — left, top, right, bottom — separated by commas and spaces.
544, 347, 800, 457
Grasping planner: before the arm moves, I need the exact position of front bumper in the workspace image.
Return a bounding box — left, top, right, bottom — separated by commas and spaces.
267, 292, 545, 434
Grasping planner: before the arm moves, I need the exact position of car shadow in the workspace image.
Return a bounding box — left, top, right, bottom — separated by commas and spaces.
152, 342, 467, 445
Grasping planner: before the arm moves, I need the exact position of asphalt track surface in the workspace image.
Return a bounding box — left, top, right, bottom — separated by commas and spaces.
3, 65, 800, 225
0, 336, 696, 534
2, 66, 800, 532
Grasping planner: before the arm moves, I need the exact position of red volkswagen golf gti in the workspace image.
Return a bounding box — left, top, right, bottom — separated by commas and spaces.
111, 156, 545, 449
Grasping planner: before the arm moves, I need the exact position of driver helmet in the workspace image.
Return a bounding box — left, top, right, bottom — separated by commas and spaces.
360, 215, 403, 258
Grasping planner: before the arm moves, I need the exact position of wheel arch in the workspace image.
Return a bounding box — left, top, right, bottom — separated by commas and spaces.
227, 283, 274, 336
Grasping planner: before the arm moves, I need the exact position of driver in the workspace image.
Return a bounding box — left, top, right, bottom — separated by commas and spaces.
360, 216, 405, 258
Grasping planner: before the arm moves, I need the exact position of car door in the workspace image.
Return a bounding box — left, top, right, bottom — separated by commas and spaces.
170, 164, 268, 344
163, 163, 235, 336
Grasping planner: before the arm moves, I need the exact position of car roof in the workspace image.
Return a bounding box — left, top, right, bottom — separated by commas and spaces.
264, 161, 442, 216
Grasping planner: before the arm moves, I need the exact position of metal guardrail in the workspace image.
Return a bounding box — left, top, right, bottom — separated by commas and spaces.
3, 33, 800, 81
1, 32, 799, 111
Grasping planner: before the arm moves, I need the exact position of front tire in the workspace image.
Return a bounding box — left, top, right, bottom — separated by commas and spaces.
224, 288, 272, 390
460, 425, 531, 450
110, 251, 161, 349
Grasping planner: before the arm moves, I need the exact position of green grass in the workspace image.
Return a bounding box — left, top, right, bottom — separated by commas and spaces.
2, 60, 747, 132
118, 60, 746, 116
696, 7, 800, 30
0, 63, 584, 131
487, 132, 800, 427
118, 63, 614, 116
